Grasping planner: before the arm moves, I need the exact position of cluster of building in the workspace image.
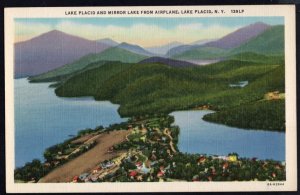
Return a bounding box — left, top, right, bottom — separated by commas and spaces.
68, 115, 285, 182
71, 152, 129, 183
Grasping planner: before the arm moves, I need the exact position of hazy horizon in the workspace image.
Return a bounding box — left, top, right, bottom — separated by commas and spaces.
15, 17, 284, 47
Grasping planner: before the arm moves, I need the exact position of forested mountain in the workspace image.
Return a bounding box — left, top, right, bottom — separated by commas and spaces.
205, 22, 271, 49
29, 47, 146, 82
23, 22, 285, 130
15, 30, 111, 78
230, 25, 284, 55
172, 25, 284, 60
117, 42, 155, 56
139, 57, 197, 67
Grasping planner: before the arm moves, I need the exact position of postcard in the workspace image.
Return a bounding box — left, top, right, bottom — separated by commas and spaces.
5, 5, 297, 192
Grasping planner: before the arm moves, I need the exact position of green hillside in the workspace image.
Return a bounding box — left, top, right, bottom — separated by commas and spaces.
55, 54, 285, 130
203, 100, 285, 131
228, 52, 284, 64
173, 46, 228, 60
117, 64, 284, 119
54, 62, 134, 97
231, 25, 284, 55
28, 47, 146, 82
171, 25, 284, 60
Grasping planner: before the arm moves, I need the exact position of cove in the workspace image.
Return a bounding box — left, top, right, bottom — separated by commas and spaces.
170, 110, 285, 161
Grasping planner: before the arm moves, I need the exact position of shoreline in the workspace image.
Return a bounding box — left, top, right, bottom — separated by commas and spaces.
19, 78, 285, 133
14, 79, 285, 182
15, 114, 286, 183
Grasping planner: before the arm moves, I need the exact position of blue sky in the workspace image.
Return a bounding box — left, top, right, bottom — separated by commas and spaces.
15, 17, 284, 47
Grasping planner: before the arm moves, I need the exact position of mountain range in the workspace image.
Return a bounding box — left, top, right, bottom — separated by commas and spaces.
169, 22, 273, 59
20, 21, 285, 131
164, 39, 216, 57
16, 22, 284, 78
204, 22, 271, 49
29, 47, 146, 82
116, 42, 154, 56
145, 42, 183, 55
173, 25, 283, 60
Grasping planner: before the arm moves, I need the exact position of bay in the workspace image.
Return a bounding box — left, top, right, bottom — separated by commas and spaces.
14, 78, 127, 167
14, 78, 286, 167
170, 110, 285, 161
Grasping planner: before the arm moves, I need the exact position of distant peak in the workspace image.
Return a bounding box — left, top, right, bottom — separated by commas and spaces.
50, 29, 61, 32
97, 38, 119, 46
35, 30, 70, 38
120, 42, 130, 45
249, 22, 270, 27
253, 21, 268, 25
46, 29, 65, 34
119, 42, 140, 47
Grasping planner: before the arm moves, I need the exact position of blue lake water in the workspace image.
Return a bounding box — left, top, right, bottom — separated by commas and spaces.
170, 110, 285, 161
15, 78, 285, 167
14, 78, 127, 167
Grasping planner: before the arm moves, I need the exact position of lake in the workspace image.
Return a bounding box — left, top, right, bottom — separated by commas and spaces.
170, 110, 285, 161
15, 79, 286, 168
14, 78, 127, 167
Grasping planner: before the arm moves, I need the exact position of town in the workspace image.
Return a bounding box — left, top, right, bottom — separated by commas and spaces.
14, 114, 286, 183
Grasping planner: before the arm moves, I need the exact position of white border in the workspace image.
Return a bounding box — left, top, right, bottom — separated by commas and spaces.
5, 5, 297, 192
